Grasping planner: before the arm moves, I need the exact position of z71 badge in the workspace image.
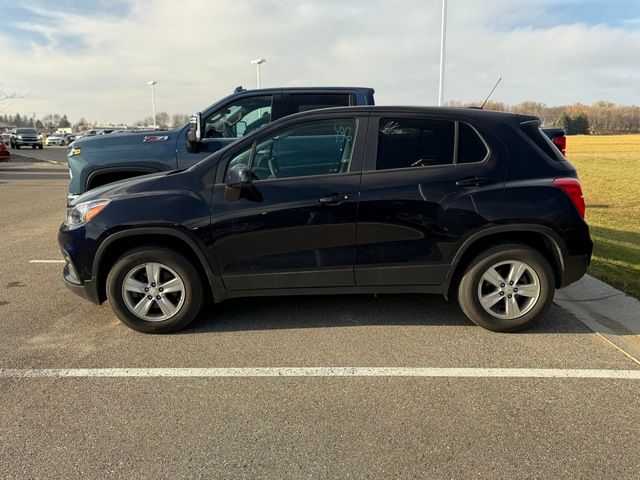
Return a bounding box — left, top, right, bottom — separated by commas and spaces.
143, 135, 170, 143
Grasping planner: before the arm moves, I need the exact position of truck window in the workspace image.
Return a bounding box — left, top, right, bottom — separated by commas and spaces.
203, 95, 273, 139
287, 94, 351, 114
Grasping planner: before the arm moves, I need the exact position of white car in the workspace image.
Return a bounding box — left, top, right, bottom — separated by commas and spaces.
46, 133, 73, 146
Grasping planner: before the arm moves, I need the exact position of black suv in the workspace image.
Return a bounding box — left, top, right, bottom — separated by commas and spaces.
59, 106, 592, 333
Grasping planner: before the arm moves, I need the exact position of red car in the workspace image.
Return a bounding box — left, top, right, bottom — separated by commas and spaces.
0, 140, 10, 162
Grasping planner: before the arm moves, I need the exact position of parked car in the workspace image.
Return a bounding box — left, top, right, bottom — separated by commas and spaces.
66, 86, 375, 203
0, 140, 10, 162
46, 133, 74, 146
10, 128, 42, 149
59, 106, 591, 334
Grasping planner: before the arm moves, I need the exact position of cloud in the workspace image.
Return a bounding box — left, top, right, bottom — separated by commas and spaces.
1, 0, 639, 124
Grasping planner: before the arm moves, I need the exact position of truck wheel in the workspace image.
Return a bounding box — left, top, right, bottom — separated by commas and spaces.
106, 247, 204, 333
38, 145, 43, 150
32, 145, 37, 149
16, 145, 20, 150
457, 243, 554, 332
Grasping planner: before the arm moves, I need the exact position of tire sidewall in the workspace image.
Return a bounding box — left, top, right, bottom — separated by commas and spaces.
458, 245, 555, 332
106, 247, 203, 333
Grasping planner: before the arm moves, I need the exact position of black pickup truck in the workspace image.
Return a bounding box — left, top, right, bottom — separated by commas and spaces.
67, 86, 375, 203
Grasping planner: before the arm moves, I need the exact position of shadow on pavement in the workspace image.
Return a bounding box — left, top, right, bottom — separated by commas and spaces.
185, 293, 591, 335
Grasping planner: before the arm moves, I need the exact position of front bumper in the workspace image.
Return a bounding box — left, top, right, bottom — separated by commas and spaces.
61, 249, 101, 304
15, 139, 40, 146
63, 277, 101, 304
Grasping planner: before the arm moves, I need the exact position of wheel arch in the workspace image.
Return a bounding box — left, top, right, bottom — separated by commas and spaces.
93, 228, 219, 304
444, 224, 567, 300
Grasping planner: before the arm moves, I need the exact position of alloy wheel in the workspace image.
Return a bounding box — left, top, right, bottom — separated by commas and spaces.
477, 260, 541, 320
122, 262, 186, 322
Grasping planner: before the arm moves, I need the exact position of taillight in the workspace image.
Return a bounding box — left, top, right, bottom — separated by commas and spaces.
554, 177, 585, 218
552, 135, 566, 156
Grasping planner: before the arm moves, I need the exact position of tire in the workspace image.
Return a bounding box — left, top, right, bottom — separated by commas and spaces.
106, 247, 204, 333
32, 145, 36, 149
457, 243, 555, 332
15, 145, 20, 150
38, 145, 43, 150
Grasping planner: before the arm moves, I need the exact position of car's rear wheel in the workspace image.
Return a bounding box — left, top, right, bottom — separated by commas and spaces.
457, 243, 555, 332
106, 247, 204, 333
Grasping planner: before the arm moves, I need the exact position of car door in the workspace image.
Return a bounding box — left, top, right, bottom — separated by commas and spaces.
355, 114, 507, 286
209, 113, 368, 290
176, 93, 281, 169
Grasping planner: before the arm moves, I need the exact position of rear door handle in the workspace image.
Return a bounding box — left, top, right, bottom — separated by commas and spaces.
456, 177, 488, 188
319, 194, 350, 206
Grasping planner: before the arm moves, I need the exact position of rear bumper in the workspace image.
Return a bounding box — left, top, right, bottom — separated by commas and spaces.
560, 253, 590, 288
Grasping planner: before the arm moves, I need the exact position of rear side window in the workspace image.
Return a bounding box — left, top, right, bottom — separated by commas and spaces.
376, 118, 455, 170
457, 123, 488, 164
288, 94, 351, 113
521, 123, 565, 162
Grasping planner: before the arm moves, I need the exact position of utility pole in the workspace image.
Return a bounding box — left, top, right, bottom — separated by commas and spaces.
438, 0, 447, 106
250, 58, 266, 88
147, 80, 157, 128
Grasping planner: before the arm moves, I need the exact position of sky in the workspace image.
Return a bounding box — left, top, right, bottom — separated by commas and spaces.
0, 0, 639, 124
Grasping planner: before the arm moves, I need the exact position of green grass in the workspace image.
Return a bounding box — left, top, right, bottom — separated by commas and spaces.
567, 135, 640, 298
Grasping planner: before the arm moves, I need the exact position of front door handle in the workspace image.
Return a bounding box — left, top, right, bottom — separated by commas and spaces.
319, 194, 350, 206
456, 177, 488, 188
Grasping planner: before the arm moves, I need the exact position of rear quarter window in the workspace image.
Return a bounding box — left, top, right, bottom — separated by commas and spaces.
457, 123, 488, 164
521, 123, 565, 162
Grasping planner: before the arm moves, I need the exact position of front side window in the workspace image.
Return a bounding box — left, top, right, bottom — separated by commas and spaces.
227, 118, 358, 181
376, 118, 455, 170
204, 95, 272, 139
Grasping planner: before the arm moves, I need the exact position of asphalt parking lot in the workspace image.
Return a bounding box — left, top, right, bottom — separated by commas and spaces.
1, 159, 640, 478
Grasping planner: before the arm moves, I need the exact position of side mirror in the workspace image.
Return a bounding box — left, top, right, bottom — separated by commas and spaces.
225, 163, 252, 201
186, 112, 202, 153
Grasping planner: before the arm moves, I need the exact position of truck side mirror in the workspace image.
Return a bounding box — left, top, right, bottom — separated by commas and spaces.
224, 163, 252, 201
186, 112, 202, 153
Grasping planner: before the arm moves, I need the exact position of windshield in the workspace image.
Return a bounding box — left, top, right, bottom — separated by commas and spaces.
17, 128, 36, 134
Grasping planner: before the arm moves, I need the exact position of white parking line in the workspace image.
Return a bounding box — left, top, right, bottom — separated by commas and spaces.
1, 367, 640, 379
28, 260, 65, 263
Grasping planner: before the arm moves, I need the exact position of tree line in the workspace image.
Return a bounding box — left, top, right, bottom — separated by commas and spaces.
4, 101, 640, 135
447, 100, 640, 135
0, 112, 191, 131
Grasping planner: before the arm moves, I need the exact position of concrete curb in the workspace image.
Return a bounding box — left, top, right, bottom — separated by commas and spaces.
555, 275, 640, 365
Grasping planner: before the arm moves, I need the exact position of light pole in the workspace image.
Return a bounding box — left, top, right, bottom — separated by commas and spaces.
438, 0, 447, 106
250, 58, 266, 88
147, 80, 157, 128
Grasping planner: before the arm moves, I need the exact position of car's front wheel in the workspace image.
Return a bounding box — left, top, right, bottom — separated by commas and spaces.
457, 243, 555, 332
106, 247, 204, 333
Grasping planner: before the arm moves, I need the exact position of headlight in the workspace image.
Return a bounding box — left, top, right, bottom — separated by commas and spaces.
65, 199, 110, 228
17, 135, 23, 139
68, 147, 81, 157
